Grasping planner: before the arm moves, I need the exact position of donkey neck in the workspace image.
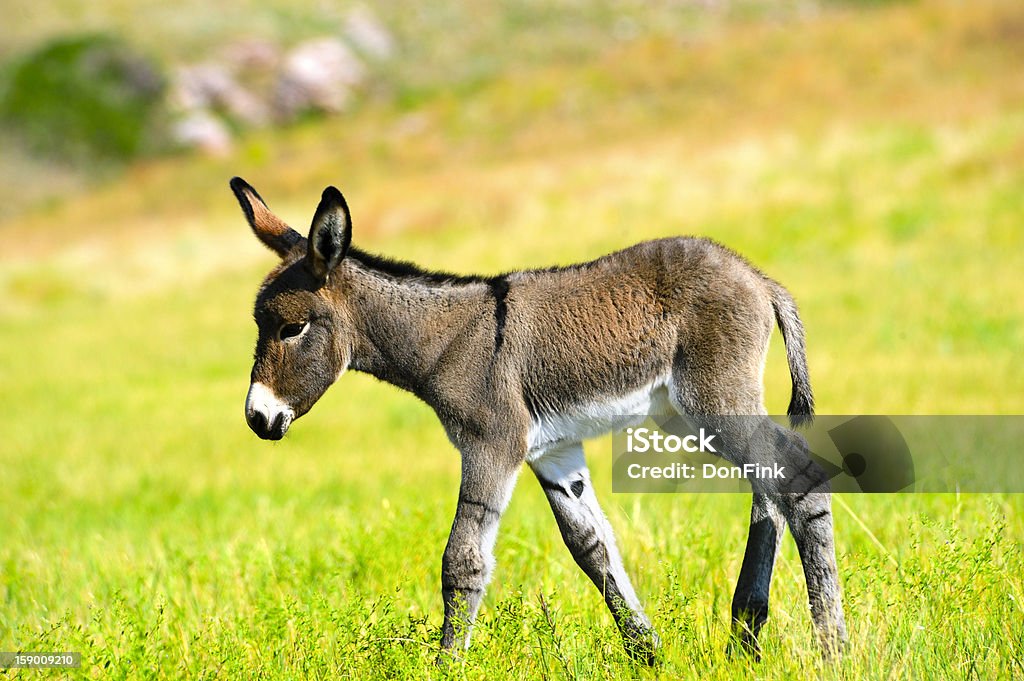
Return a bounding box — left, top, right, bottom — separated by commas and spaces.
342, 258, 492, 396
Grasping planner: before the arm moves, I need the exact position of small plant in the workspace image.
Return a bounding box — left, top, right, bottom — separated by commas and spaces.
0, 34, 166, 162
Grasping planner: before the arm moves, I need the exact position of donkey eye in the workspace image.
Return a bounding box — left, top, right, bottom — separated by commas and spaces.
278, 322, 308, 341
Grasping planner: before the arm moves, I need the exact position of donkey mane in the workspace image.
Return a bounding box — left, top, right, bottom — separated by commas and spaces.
346, 245, 613, 286
348, 247, 489, 286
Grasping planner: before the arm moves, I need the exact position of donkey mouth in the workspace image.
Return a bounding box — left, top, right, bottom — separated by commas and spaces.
245, 382, 296, 440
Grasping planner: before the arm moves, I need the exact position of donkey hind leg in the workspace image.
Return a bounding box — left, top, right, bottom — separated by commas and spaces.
530, 442, 660, 665
668, 380, 847, 657
439, 449, 521, 656
743, 418, 848, 656
728, 493, 785, 659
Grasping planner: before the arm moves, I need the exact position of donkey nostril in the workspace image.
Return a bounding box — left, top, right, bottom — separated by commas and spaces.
248, 409, 268, 435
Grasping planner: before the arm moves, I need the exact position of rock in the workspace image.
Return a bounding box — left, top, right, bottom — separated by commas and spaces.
345, 7, 395, 60
170, 62, 268, 127
170, 110, 232, 155
222, 38, 281, 72
274, 38, 366, 119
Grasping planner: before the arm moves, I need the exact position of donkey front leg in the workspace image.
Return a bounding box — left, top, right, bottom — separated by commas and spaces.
530, 442, 659, 665
439, 447, 521, 655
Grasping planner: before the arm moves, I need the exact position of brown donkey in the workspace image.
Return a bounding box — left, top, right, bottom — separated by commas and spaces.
231, 177, 847, 663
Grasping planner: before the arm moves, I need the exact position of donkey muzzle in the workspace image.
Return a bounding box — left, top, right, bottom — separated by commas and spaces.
245, 382, 295, 440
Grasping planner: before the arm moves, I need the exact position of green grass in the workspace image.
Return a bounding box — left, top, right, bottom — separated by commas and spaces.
1, 1, 1023, 678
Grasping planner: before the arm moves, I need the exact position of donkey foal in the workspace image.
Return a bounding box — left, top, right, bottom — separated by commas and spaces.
231, 177, 848, 663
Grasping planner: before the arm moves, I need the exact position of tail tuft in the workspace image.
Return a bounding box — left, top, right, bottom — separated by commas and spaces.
787, 388, 814, 429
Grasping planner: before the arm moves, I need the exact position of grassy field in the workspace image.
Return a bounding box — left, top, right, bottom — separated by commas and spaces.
2, 1, 1023, 678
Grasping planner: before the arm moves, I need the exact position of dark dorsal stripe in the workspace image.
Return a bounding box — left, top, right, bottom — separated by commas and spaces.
488, 275, 509, 354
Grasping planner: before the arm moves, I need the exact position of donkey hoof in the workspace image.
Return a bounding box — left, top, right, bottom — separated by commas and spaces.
434, 648, 461, 668
621, 624, 661, 666
818, 630, 849, 662
727, 606, 767, 660
726, 631, 762, 662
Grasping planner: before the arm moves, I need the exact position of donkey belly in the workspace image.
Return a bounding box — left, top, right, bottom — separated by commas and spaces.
526, 378, 675, 460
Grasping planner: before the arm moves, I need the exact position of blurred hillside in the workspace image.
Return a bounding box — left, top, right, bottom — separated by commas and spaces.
0, 1, 1020, 251
0, 0, 924, 221
1, 1, 824, 80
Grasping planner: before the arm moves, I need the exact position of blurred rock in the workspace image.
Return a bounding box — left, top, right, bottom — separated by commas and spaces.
221, 38, 281, 72
170, 110, 232, 155
170, 62, 268, 127
345, 7, 395, 60
274, 38, 366, 119
164, 23, 392, 153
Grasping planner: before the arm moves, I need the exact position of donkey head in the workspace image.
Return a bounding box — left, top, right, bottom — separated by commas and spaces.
230, 177, 355, 440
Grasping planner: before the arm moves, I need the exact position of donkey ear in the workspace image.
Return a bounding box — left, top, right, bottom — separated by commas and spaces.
306, 186, 352, 283
230, 177, 304, 258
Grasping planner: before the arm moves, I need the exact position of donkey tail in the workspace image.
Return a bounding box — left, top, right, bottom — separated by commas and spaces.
767, 280, 814, 428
